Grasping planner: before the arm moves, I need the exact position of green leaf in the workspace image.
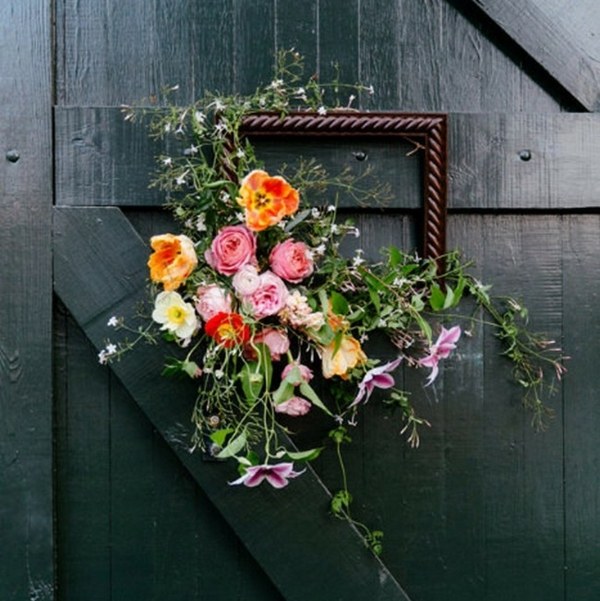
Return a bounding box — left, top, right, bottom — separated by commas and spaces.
255, 342, 273, 391
330, 291, 349, 315
299, 382, 333, 416
240, 362, 263, 404
388, 245, 403, 268
216, 431, 247, 459
273, 380, 295, 405
309, 323, 334, 345
285, 208, 312, 232
429, 284, 445, 311
209, 428, 234, 447
285, 447, 323, 462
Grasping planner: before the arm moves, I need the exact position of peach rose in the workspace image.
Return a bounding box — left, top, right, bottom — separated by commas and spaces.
205, 225, 256, 276
237, 170, 299, 231
321, 335, 367, 379
148, 233, 198, 291
195, 284, 232, 322
269, 239, 314, 283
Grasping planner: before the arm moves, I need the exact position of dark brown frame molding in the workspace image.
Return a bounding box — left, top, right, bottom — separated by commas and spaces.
236, 111, 448, 262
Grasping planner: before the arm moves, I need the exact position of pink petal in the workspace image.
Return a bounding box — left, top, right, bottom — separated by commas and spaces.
418, 354, 439, 369
243, 467, 269, 487
425, 363, 440, 386
265, 470, 289, 488
370, 373, 395, 389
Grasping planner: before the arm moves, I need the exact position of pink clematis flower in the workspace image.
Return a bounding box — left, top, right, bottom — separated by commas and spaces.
229, 462, 305, 489
350, 357, 402, 408
419, 325, 461, 386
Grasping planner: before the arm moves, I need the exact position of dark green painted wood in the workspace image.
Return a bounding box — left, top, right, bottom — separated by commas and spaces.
54, 301, 284, 601
53, 205, 412, 601
57, 108, 600, 210
463, 0, 600, 111
0, 1, 53, 599
563, 216, 600, 598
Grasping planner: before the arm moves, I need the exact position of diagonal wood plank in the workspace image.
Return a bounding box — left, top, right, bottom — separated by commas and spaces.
52, 205, 412, 601
462, 0, 600, 111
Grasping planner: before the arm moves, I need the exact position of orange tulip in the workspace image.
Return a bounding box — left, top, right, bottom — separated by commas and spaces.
148, 233, 198, 291
237, 170, 299, 231
321, 335, 367, 379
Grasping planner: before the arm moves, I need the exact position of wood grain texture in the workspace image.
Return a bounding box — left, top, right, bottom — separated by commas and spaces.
53, 206, 412, 601
0, 1, 53, 599
54, 302, 283, 601
464, 0, 600, 111
358, 0, 560, 113
450, 113, 600, 210
562, 216, 600, 598
57, 108, 600, 210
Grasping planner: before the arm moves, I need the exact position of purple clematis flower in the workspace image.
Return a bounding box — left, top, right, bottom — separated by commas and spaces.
419, 325, 461, 386
350, 357, 403, 408
229, 462, 305, 489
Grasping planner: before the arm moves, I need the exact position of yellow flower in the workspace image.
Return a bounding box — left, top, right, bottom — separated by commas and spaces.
148, 233, 198, 291
237, 170, 299, 231
321, 335, 366, 379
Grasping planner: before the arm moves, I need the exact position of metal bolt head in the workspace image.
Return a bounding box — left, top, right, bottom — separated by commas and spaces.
353, 150, 367, 162
518, 149, 532, 161
6, 149, 20, 163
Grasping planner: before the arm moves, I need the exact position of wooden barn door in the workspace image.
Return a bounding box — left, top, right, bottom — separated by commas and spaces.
2, 1, 600, 600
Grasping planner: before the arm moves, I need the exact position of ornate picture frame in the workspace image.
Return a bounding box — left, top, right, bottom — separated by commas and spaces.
233, 111, 448, 262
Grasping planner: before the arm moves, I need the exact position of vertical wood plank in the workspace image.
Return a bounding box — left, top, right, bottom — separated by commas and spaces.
0, 1, 53, 599
480, 215, 564, 601
563, 215, 600, 600
233, 0, 276, 95
55, 307, 112, 601
275, 0, 318, 74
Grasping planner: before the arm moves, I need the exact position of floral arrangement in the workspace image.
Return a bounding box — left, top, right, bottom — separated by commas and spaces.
107, 51, 566, 554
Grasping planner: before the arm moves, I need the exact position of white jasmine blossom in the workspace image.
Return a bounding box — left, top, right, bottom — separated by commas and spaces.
317, 106, 327, 116
175, 170, 189, 186
194, 110, 206, 123
107, 316, 119, 327
326, 205, 336, 213
162, 156, 173, 167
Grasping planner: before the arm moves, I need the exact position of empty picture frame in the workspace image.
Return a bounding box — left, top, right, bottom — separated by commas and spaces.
232, 111, 448, 263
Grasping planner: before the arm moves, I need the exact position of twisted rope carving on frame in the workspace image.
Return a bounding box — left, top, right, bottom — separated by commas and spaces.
229, 111, 448, 266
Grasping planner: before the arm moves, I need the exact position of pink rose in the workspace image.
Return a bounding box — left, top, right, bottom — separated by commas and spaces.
245, 271, 289, 319
282, 362, 314, 384
253, 328, 290, 361
205, 225, 256, 275
274, 396, 312, 417
269, 239, 314, 283
195, 284, 232, 321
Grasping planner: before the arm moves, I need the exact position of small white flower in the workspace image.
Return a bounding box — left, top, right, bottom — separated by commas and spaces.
311, 207, 320, 218
258, 96, 267, 107
268, 79, 284, 89
106, 343, 117, 355
98, 350, 108, 364
175, 170, 189, 186
236, 148, 245, 158
212, 99, 226, 111
326, 205, 336, 213
331, 224, 339, 235
347, 94, 356, 107
317, 106, 327, 116
162, 156, 173, 167
186, 144, 198, 155
377, 318, 387, 328
194, 110, 206, 123
195, 214, 207, 232
107, 316, 119, 327
351, 227, 360, 238
352, 255, 365, 267
367, 85, 375, 96
175, 125, 184, 135
296, 87, 306, 95
164, 122, 172, 133
314, 243, 326, 255
214, 369, 224, 379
